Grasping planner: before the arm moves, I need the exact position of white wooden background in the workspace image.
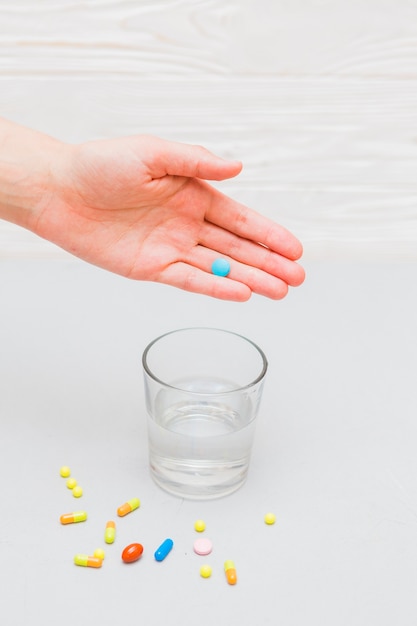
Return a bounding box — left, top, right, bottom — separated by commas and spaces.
0, 0, 417, 260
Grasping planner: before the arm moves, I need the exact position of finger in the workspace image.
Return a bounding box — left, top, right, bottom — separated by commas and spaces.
199, 221, 305, 287
159, 262, 252, 302
146, 137, 243, 181
204, 186, 304, 261
185, 246, 289, 300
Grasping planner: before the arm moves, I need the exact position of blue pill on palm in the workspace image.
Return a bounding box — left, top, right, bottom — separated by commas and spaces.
211, 258, 231, 277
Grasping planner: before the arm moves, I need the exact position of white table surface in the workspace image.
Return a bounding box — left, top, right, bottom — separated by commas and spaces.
1, 258, 416, 626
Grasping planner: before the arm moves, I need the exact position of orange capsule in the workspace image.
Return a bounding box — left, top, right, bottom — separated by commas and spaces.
104, 520, 116, 544
60, 511, 87, 525
117, 497, 140, 517
224, 560, 237, 585
74, 554, 102, 568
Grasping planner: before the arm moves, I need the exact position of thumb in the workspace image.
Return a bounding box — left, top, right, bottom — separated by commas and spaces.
147, 137, 243, 181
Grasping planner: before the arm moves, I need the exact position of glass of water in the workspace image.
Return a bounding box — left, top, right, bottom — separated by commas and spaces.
142, 327, 268, 499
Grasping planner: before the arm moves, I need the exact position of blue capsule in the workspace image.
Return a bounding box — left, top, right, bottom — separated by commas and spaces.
154, 538, 174, 562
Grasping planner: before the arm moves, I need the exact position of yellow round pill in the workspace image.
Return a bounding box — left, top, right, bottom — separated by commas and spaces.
66, 478, 77, 489
194, 519, 206, 532
72, 485, 83, 498
200, 564, 212, 578
59, 466, 71, 478
264, 512, 276, 525
94, 548, 105, 560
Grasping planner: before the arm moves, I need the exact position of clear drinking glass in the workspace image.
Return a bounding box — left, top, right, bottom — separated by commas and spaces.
142, 327, 268, 499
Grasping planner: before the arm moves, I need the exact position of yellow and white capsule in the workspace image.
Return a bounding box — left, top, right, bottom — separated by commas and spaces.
224, 560, 237, 585
74, 554, 102, 568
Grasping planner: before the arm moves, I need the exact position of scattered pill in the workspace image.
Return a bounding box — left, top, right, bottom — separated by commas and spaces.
154, 538, 174, 562
200, 564, 212, 578
104, 521, 116, 544
264, 512, 276, 525
224, 560, 237, 585
117, 497, 140, 517
194, 519, 206, 532
211, 258, 231, 277
72, 485, 83, 498
94, 548, 106, 560
60, 511, 87, 525
193, 538, 213, 556
59, 466, 71, 478
66, 478, 77, 490
121, 543, 144, 564
74, 554, 102, 568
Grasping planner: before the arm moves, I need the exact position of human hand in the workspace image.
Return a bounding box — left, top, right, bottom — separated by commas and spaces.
34, 134, 305, 301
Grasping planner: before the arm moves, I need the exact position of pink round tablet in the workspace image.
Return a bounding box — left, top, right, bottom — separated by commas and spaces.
193, 537, 213, 556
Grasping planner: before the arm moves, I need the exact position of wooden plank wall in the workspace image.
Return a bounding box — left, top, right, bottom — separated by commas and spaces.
0, 0, 416, 260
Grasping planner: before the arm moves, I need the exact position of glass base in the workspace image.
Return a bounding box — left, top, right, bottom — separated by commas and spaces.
149, 458, 248, 500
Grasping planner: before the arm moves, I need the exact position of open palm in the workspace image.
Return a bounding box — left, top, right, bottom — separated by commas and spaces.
38, 134, 305, 301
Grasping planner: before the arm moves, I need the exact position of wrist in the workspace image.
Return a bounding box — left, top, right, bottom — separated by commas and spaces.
0, 118, 65, 233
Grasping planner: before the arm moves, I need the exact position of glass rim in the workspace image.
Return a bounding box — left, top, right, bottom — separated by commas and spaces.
142, 326, 268, 394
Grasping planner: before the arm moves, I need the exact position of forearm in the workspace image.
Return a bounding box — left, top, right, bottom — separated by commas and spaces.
0, 117, 62, 232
